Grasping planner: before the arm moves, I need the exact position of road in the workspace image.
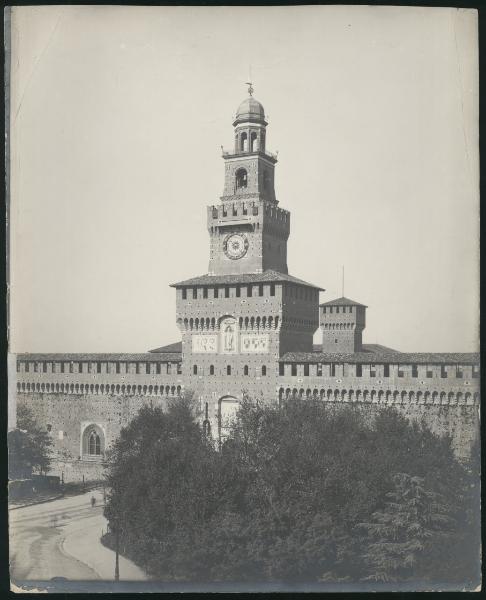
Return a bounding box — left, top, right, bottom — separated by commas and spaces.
9, 489, 148, 582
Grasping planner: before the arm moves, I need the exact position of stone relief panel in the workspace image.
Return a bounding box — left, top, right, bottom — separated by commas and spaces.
192, 334, 218, 354
240, 333, 270, 353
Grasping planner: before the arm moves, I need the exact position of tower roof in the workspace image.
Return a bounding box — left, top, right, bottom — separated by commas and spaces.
170, 269, 323, 290
319, 296, 367, 308
234, 96, 266, 125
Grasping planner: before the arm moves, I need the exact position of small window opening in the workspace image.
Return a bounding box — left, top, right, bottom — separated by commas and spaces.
244, 365, 249, 375
240, 132, 248, 152
227, 365, 231, 375
291, 364, 297, 376
236, 168, 248, 189
193, 365, 197, 375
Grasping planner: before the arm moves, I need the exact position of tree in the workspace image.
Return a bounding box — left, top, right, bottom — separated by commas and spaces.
103, 394, 220, 576
356, 473, 456, 582
102, 395, 476, 586
8, 404, 53, 478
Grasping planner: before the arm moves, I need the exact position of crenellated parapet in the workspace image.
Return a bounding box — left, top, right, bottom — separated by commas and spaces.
277, 353, 480, 402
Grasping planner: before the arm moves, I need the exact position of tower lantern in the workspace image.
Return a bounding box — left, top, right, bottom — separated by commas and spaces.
232, 87, 268, 155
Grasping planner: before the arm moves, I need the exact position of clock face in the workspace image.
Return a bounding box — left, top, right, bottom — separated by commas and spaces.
223, 233, 249, 260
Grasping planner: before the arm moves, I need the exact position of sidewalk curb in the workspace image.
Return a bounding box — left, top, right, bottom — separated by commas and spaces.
8, 493, 65, 511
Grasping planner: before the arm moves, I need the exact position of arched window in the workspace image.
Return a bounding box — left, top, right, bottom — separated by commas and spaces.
89, 431, 101, 455
227, 365, 231, 375
193, 365, 198, 375
240, 132, 248, 151
250, 131, 258, 152
262, 365, 267, 376
236, 168, 248, 189
244, 365, 249, 375
83, 425, 104, 458
210, 365, 215, 375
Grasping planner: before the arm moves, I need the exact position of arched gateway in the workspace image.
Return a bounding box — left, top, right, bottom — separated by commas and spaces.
218, 396, 240, 441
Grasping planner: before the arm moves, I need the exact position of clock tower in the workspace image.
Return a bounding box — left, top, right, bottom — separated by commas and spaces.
172, 87, 322, 440
207, 89, 290, 276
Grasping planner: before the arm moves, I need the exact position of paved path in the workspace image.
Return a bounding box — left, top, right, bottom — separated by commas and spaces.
9, 489, 148, 582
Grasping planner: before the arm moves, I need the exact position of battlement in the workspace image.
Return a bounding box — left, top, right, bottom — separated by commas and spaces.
207, 201, 290, 233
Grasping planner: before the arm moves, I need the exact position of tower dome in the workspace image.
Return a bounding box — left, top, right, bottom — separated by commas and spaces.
233, 96, 267, 126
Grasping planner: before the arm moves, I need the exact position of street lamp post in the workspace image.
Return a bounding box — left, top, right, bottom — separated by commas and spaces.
114, 525, 120, 581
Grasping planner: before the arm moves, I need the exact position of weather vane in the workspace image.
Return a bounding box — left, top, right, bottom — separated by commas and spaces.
245, 81, 254, 96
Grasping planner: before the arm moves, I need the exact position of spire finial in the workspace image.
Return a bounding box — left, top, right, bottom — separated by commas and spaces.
342, 265, 344, 297
246, 65, 253, 96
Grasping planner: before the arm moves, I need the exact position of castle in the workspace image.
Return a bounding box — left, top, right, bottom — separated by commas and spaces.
12, 90, 480, 481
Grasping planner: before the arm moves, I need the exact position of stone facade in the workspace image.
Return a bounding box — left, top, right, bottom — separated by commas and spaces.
12, 92, 480, 479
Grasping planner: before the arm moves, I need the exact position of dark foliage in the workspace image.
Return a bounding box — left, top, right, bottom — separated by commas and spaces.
8, 404, 53, 478
103, 396, 479, 586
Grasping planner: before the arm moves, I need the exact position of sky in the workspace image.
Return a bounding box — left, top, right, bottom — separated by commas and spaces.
9, 5, 479, 354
